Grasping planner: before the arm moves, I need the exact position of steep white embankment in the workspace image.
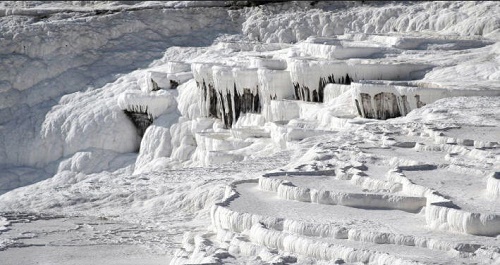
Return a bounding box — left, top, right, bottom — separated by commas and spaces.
0, 4, 240, 172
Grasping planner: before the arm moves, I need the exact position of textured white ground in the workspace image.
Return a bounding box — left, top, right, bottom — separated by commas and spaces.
0, 1, 500, 265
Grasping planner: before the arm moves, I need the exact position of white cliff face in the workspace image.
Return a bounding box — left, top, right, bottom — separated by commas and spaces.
0, 3, 241, 170
0, 1, 499, 264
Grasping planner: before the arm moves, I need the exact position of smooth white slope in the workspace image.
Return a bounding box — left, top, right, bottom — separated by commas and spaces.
0, 4, 241, 171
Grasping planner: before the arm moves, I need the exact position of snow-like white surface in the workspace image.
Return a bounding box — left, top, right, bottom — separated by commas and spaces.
1, 1, 500, 264
0, 1, 240, 168
242, 1, 500, 43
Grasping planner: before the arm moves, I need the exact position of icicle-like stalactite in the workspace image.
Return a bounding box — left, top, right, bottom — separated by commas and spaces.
233, 68, 261, 115
117, 90, 176, 140
192, 63, 221, 119
213, 66, 236, 128
193, 57, 435, 125
123, 105, 154, 137
352, 82, 500, 120
374, 92, 402, 119
293, 73, 352, 103
289, 57, 433, 105
289, 59, 350, 103
194, 64, 265, 128
207, 67, 265, 128
356, 89, 414, 120
208, 83, 219, 118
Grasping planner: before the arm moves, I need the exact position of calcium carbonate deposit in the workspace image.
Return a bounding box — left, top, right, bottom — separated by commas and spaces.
0, 1, 499, 264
